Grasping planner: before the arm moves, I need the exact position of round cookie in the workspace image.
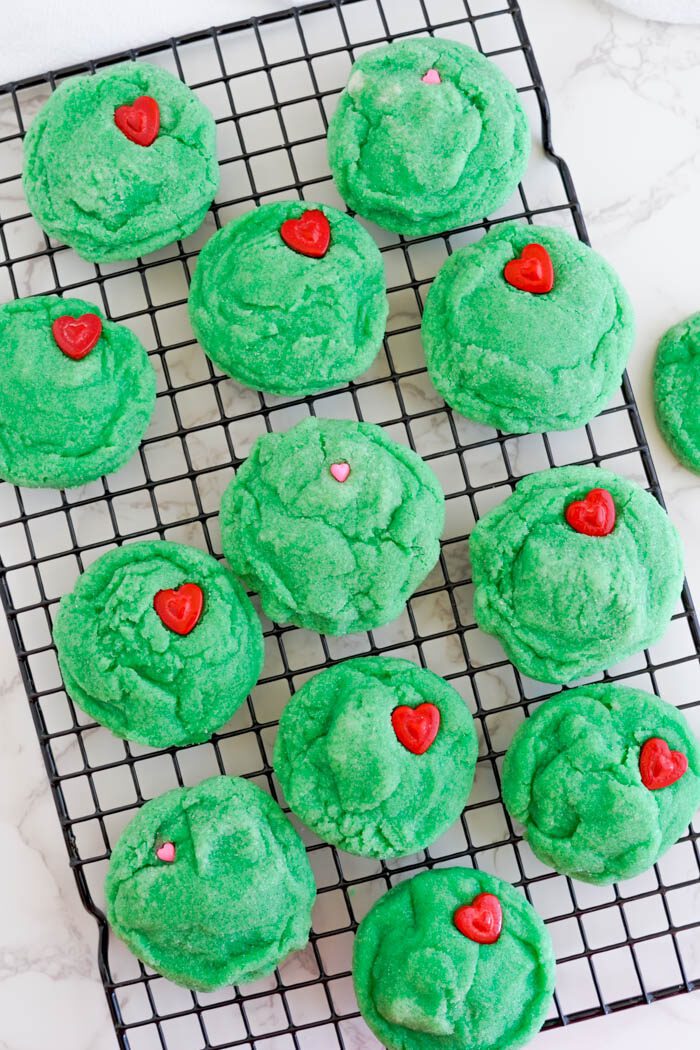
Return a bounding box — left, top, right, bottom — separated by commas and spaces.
54, 542, 264, 748
470, 466, 684, 684
189, 202, 388, 396
274, 657, 477, 858
503, 684, 700, 884
353, 867, 555, 1050
653, 313, 700, 473
0, 295, 155, 489
105, 776, 316, 990
327, 38, 530, 236
220, 416, 445, 635
422, 223, 634, 433
23, 61, 219, 261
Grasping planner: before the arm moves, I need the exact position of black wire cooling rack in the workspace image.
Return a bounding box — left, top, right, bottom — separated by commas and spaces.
0, 1, 699, 1047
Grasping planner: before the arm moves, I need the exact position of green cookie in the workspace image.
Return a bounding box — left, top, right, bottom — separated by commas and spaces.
274, 657, 477, 858
327, 38, 530, 236
23, 61, 218, 261
470, 466, 684, 684
353, 867, 555, 1050
422, 223, 634, 433
54, 542, 264, 748
220, 417, 445, 635
502, 684, 700, 885
0, 295, 155, 489
188, 202, 388, 396
105, 776, 316, 990
654, 313, 700, 474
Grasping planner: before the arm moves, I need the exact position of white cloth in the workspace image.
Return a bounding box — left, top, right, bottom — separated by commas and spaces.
603, 0, 700, 22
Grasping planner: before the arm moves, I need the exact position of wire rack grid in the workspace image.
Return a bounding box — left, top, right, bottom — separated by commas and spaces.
0, 1, 699, 1048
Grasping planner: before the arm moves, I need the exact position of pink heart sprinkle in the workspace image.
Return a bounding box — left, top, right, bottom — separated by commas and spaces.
421, 68, 441, 85
156, 841, 176, 863
330, 462, 351, 483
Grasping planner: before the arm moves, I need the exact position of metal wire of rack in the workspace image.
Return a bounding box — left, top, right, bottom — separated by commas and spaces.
0, 1, 698, 1048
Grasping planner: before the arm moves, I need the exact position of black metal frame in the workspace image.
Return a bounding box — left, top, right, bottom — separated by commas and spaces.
0, 1, 698, 1048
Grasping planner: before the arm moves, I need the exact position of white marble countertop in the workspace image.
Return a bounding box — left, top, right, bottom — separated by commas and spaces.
0, 1, 699, 1048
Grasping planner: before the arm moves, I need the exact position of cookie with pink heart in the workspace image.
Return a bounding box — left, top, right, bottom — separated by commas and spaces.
274, 656, 477, 858
353, 867, 555, 1050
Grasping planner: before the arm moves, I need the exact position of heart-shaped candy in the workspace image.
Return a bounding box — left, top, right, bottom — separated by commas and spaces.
421, 68, 441, 84
504, 243, 554, 294
156, 841, 176, 863
640, 738, 688, 790
454, 893, 502, 944
280, 209, 330, 258
330, 462, 350, 483
52, 313, 102, 360
114, 95, 160, 147
391, 703, 440, 755
565, 488, 616, 537
153, 583, 204, 635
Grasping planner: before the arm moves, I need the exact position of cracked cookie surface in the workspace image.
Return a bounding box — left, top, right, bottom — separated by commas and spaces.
327, 38, 530, 236
653, 312, 700, 474
422, 223, 634, 433
54, 541, 264, 747
219, 417, 445, 635
105, 776, 316, 990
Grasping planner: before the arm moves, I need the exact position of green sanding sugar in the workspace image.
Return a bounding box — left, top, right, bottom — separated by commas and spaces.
0, 295, 155, 489
188, 201, 388, 396
219, 417, 445, 636
470, 466, 684, 684
327, 38, 530, 236
105, 776, 316, 990
653, 312, 700, 474
502, 684, 700, 884
353, 867, 555, 1050
23, 61, 219, 262
54, 542, 264, 748
274, 657, 477, 858
422, 223, 634, 434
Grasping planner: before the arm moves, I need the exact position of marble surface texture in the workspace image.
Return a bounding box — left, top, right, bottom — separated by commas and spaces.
0, 1, 699, 1048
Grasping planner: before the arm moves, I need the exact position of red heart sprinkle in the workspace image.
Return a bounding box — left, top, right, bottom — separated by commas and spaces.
153, 583, 204, 635
156, 841, 176, 863
565, 488, 616, 537
391, 703, 440, 755
52, 313, 103, 360
114, 95, 160, 147
504, 243, 554, 294
280, 209, 331, 258
640, 738, 688, 790
454, 893, 502, 944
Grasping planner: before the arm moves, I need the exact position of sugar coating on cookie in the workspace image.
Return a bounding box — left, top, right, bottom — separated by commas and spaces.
503, 684, 700, 884
189, 201, 388, 396
54, 542, 264, 747
327, 38, 530, 236
353, 867, 555, 1050
23, 61, 219, 261
422, 223, 634, 433
105, 776, 316, 990
220, 417, 445, 635
653, 313, 700, 474
274, 657, 477, 857
0, 295, 155, 488
470, 466, 684, 684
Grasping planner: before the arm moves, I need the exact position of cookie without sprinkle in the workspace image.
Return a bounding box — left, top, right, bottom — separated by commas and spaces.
422, 223, 634, 433
274, 657, 477, 858
353, 867, 555, 1050
653, 312, 700, 473
189, 201, 388, 396
105, 776, 316, 990
219, 417, 445, 635
327, 37, 530, 236
54, 542, 263, 748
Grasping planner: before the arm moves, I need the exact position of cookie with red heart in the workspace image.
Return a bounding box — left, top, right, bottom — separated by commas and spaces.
503, 684, 700, 884
54, 541, 263, 748
353, 867, 555, 1050
0, 294, 155, 489
274, 656, 477, 858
